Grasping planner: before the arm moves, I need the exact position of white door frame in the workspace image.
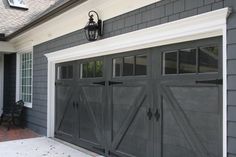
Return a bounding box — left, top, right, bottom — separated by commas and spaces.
45, 8, 230, 157
0, 54, 4, 115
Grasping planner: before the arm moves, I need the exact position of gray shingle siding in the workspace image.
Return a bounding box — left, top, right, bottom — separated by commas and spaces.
31, 0, 236, 156
226, 0, 236, 156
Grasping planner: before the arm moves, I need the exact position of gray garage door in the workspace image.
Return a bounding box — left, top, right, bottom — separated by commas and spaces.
55, 37, 222, 157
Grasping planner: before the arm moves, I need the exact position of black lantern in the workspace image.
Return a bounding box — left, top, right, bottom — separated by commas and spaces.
84, 11, 103, 41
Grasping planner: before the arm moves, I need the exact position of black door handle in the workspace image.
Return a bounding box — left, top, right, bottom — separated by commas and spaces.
108, 81, 123, 86
147, 108, 152, 120
196, 79, 222, 85
154, 109, 160, 121
93, 81, 106, 86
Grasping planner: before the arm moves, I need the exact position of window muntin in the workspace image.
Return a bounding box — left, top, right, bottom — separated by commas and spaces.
81, 60, 103, 78
113, 54, 147, 77
20, 53, 32, 103
163, 46, 218, 75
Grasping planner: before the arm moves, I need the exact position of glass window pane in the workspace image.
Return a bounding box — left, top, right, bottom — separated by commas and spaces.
20, 52, 32, 103
164, 52, 177, 74
95, 61, 103, 77
199, 46, 218, 73
135, 55, 147, 75
82, 63, 87, 78
87, 61, 95, 78
113, 58, 122, 77
179, 49, 197, 74
123, 56, 134, 76
68, 65, 73, 78
61, 66, 67, 79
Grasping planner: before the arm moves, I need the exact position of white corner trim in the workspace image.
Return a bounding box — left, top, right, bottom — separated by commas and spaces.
222, 21, 228, 157
46, 8, 229, 157
16, 48, 34, 109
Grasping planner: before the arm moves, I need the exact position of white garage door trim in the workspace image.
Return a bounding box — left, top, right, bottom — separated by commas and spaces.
45, 7, 230, 157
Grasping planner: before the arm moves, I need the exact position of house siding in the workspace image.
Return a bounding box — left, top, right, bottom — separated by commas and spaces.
226, 0, 236, 156
3, 53, 16, 112
31, 0, 236, 156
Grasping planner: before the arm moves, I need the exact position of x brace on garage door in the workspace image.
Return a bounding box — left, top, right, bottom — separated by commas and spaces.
54, 37, 222, 157
45, 8, 230, 157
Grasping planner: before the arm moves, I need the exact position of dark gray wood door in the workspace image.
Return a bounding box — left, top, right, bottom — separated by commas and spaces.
55, 37, 222, 157
106, 51, 154, 157
107, 79, 153, 157
154, 37, 222, 157
74, 58, 107, 155
160, 79, 222, 157
55, 61, 76, 143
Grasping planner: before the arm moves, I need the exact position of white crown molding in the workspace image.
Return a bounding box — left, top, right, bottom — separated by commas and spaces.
45, 8, 229, 63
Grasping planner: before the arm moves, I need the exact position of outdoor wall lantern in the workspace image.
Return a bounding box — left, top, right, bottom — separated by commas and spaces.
84, 11, 103, 41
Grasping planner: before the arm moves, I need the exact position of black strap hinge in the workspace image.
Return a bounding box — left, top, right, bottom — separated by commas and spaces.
108, 81, 123, 86
93, 81, 106, 86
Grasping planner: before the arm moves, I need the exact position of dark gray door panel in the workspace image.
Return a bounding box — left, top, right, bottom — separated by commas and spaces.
55, 61, 77, 143
108, 80, 153, 157
75, 83, 106, 154
54, 37, 223, 157
160, 82, 222, 157
155, 37, 223, 157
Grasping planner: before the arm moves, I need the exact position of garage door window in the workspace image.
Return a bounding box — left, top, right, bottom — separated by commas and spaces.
57, 65, 73, 80
163, 51, 178, 74
199, 46, 218, 73
113, 54, 147, 77
179, 48, 197, 74
81, 60, 103, 78
163, 46, 218, 75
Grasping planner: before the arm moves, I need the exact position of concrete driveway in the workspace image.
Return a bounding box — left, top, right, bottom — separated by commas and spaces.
0, 137, 103, 157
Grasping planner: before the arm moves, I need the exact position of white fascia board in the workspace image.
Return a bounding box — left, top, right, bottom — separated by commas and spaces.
45, 8, 229, 63
0, 41, 16, 53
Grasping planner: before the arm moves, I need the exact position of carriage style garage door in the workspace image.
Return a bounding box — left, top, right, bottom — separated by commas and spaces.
55, 37, 222, 157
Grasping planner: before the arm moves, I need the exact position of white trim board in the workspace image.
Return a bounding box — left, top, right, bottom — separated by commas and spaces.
15, 44, 34, 108
45, 8, 230, 157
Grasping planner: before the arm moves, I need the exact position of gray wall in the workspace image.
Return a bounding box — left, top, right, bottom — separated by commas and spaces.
225, 1, 236, 157
32, 0, 236, 156
3, 53, 16, 112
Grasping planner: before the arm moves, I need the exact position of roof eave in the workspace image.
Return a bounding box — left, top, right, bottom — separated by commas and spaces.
5, 0, 87, 41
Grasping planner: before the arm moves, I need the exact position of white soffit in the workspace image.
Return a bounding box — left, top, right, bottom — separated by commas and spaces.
45, 8, 230, 63
11, 0, 161, 47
